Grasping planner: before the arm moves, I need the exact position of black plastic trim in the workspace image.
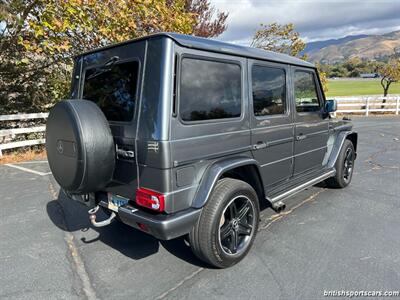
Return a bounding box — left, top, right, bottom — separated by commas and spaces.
99, 200, 201, 240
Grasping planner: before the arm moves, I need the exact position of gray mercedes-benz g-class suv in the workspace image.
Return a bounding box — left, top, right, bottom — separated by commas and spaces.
46, 33, 357, 268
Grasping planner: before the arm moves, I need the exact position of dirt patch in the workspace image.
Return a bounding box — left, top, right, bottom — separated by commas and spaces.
0, 149, 47, 164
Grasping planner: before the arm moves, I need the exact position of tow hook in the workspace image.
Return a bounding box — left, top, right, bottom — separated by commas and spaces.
88, 205, 116, 227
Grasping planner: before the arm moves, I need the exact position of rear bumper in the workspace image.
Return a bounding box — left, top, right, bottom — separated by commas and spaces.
99, 200, 201, 240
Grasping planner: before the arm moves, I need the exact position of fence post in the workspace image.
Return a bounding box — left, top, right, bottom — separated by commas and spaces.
333, 97, 337, 117
366, 97, 369, 116
396, 96, 400, 115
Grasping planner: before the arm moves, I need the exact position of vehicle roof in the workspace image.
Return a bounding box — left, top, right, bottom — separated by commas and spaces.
79, 32, 314, 68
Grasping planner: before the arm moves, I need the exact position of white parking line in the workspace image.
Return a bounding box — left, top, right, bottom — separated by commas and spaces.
15, 160, 48, 164
4, 163, 52, 176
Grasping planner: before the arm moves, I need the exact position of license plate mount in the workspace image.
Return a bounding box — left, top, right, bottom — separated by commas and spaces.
108, 194, 129, 212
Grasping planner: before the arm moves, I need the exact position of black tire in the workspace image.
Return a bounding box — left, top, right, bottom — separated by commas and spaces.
189, 178, 260, 268
46, 100, 115, 193
326, 139, 355, 188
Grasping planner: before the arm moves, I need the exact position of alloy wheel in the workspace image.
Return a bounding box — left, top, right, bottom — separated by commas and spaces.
218, 195, 256, 255
343, 147, 354, 183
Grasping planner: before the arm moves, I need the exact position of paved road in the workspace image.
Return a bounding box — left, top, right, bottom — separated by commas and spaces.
1, 117, 399, 299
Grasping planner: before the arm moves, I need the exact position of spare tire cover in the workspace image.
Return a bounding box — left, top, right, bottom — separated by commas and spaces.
46, 100, 115, 193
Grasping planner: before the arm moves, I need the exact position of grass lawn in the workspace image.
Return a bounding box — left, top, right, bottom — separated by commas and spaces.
326, 79, 400, 97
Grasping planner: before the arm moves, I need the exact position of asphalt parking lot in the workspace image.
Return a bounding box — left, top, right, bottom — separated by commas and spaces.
1, 116, 399, 300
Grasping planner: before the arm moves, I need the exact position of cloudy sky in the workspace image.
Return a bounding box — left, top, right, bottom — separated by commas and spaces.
210, 0, 400, 45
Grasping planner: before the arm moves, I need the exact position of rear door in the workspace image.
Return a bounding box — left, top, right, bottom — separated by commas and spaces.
249, 60, 294, 187
170, 48, 249, 169
77, 42, 146, 198
292, 67, 329, 175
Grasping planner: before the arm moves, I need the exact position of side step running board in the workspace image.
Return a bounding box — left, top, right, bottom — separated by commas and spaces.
268, 169, 335, 204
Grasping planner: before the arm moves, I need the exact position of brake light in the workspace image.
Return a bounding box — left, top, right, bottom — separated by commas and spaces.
136, 188, 165, 212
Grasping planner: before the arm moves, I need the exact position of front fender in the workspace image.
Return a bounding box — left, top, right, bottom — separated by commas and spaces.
191, 157, 261, 209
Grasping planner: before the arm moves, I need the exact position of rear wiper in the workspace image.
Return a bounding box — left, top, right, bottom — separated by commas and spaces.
86, 56, 120, 80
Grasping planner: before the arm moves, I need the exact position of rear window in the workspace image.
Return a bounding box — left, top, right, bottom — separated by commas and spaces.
179, 58, 241, 122
82, 60, 139, 122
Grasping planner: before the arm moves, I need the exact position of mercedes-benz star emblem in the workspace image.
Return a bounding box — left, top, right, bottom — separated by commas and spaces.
56, 140, 64, 154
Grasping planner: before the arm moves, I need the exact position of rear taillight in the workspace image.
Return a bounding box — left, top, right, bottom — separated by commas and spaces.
135, 188, 165, 212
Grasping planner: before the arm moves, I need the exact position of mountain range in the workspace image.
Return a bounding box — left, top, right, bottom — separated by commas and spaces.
305, 30, 400, 63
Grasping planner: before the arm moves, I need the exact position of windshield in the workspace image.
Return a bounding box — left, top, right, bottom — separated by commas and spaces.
82, 60, 139, 122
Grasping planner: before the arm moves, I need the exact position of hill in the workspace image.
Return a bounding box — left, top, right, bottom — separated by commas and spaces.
306, 30, 400, 63
304, 34, 369, 53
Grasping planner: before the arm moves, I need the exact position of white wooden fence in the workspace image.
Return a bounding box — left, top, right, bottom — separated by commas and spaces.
0, 96, 399, 156
333, 96, 400, 116
0, 113, 48, 157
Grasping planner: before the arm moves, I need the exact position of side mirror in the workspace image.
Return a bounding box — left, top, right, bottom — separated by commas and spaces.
325, 99, 337, 113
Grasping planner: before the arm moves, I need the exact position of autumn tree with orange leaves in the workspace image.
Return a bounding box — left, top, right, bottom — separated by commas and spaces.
0, 0, 228, 114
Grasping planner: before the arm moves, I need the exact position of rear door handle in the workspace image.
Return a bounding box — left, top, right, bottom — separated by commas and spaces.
253, 141, 267, 150
296, 134, 307, 141
116, 144, 135, 159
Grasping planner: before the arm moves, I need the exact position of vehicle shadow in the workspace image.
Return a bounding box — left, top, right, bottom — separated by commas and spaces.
46, 190, 208, 267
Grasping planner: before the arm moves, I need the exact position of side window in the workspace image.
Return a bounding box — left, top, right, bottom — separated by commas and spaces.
252, 65, 286, 116
179, 58, 241, 122
294, 70, 321, 113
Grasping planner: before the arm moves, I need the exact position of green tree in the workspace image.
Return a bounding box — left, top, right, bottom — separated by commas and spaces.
0, 0, 67, 114
324, 59, 386, 79
316, 63, 332, 78
379, 59, 400, 97
341, 57, 377, 77
329, 64, 348, 78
